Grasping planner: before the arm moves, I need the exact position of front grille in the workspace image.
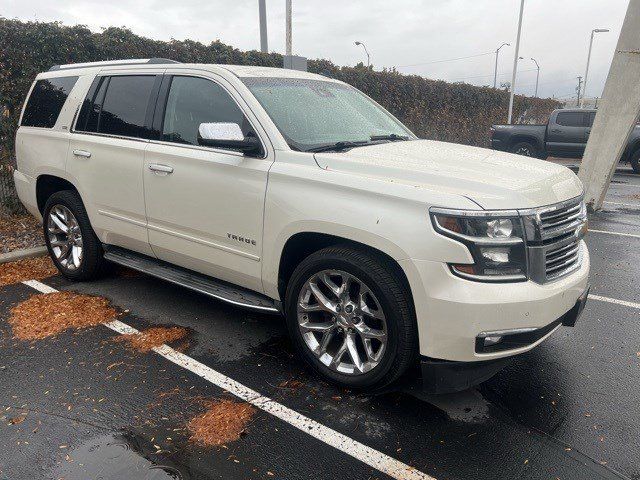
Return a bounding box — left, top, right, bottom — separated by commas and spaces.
539, 201, 584, 242
524, 196, 587, 284
545, 239, 581, 280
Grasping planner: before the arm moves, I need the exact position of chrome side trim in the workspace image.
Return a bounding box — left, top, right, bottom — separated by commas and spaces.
146, 223, 260, 261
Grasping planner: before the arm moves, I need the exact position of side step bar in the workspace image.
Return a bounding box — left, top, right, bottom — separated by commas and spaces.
103, 246, 280, 314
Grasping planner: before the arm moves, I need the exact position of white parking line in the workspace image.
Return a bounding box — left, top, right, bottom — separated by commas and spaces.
589, 228, 640, 239
589, 294, 640, 310
21, 280, 435, 480
603, 201, 640, 208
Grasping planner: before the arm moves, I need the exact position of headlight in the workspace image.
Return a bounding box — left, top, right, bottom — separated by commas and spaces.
430, 208, 527, 282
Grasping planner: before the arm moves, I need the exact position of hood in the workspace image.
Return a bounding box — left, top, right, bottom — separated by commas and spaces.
314, 140, 583, 210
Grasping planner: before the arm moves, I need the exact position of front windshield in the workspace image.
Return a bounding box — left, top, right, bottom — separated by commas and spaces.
241, 77, 415, 152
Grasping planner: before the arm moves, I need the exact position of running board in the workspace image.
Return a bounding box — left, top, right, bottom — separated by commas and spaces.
103, 246, 280, 314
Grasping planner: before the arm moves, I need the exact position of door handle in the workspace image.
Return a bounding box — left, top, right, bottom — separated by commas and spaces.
550, 129, 561, 133
73, 149, 91, 158
148, 163, 174, 174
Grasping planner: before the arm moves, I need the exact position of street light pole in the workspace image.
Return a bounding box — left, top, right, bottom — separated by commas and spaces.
493, 42, 510, 88
508, 0, 525, 124
285, 0, 292, 56
531, 57, 540, 97
258, 0, 268, 53
355, 41, 370, 68
581, 28, 610, 108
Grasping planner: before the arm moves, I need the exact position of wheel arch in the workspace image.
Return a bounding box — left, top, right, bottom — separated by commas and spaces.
36, 174, 81, 214
509, 135, 542, 152
275, 230, 414, 313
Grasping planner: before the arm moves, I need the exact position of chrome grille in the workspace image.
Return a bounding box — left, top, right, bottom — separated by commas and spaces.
545, 238, 581, 280
523, 196, 587, 284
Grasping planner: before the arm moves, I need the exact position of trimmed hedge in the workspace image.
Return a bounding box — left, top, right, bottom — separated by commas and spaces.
0, 18, 560, 162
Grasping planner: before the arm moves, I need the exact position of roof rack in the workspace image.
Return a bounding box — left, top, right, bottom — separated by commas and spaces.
49, 58, 180, 72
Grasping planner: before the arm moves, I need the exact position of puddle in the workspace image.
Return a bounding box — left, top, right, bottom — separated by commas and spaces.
409, 388, 491, 424
53, 432, 189, 480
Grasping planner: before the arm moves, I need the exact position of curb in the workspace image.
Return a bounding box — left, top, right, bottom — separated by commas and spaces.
0, 246, 47, 264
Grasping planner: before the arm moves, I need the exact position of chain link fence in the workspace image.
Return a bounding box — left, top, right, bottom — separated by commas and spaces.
0, 157, 25, 216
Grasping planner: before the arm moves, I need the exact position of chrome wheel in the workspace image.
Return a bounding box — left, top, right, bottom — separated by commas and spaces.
297, 270, 388, 376
47, 205, 84, 271
515, 146, 533, 156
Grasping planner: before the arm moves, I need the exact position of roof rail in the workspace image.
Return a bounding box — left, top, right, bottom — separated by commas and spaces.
48, 58, 180, 72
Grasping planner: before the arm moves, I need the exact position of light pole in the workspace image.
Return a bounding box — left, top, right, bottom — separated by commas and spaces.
355, 41, 370, 68
580, 28, 609, 108
258, 0, 268, 53
285, 0, 292, 56
531, 57, 540, 97
508, 0, 525, 124
493, 42, 510, 88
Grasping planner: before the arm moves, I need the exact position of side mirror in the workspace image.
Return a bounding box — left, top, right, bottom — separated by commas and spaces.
197, 122, 262, 155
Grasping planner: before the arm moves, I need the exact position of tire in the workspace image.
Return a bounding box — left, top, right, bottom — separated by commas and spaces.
43, 190, 106, 281
630, 149, 640, 174
285, 246, 418, 390
511, 141, 538, 157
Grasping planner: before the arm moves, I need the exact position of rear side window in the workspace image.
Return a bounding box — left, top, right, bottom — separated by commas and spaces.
98, 76, 156, 138
21, 76, 78, 128
556, 112, 585, 127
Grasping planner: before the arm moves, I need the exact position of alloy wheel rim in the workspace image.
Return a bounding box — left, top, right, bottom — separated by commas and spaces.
297, 270, 388, 376
47, 205, 84, 271
516, 147, 532, 156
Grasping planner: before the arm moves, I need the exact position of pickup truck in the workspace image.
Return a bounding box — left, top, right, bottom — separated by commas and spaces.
14, 59, 590, 393
491, 108, 640, 173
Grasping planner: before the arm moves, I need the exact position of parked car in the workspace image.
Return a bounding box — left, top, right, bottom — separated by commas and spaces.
491, 108, 640, 173
14, 59, 590, 393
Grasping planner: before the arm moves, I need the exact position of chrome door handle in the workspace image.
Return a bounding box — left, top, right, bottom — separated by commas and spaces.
73, 149, 91, 158
148, 163, 174, 174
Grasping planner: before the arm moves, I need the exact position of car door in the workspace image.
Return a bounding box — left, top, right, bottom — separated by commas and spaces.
67, 71, 162, 256
143, 72, 273, 293
545, 111, 588, 157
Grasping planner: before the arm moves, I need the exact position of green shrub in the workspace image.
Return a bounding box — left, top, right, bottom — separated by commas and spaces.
0, 18, 559, 161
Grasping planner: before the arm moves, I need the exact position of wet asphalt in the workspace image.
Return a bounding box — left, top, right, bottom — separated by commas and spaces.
0, 168, 639, 480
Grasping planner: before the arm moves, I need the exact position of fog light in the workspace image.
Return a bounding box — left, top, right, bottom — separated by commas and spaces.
483, 335, 503, 346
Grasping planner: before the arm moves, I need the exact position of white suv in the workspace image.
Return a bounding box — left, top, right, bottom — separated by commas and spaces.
14, 59, 590, 393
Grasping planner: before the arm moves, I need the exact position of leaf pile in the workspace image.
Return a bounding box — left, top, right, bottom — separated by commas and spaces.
188, 399, 255, 447
0, 256, 57, 286
116, 326, 188, 353
9, 291, 116, 340
0, 214, 42, 253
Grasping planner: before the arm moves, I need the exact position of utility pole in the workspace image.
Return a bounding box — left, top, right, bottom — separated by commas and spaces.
507, 0, 525, 124
576, 76, 583, 106
258, 0, 268, 53
581, 28, 610, 108
493, 43, 510, 88
531, 57, 540, 97
285, 0, 292, 56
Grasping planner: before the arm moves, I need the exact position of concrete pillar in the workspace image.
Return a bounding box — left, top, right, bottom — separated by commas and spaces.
578, 0, 640, 211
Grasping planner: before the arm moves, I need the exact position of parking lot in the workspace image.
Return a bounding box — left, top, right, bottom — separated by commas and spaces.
0, 167, 638, 480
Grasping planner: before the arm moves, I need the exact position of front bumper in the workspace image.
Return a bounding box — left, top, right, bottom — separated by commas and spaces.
417, 286, 590, 394
399, 240, 590, 363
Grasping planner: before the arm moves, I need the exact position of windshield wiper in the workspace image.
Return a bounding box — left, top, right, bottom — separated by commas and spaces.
306, 140, 370, 153
370, 133, 409, 142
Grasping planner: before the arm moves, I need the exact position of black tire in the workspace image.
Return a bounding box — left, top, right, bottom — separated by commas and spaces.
630, 149, 640, 174
43, 190, 106, 281
285, 246, 418, 390
511, 141, 538, 158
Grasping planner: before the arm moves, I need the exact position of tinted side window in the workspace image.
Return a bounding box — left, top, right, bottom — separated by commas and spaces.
98, 75, 156, 138
162, 76, 249, 146
21, 76, 78, 128
556, 112, 585, 127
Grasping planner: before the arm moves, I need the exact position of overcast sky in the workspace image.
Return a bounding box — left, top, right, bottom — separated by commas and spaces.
3, 0, 629, 99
